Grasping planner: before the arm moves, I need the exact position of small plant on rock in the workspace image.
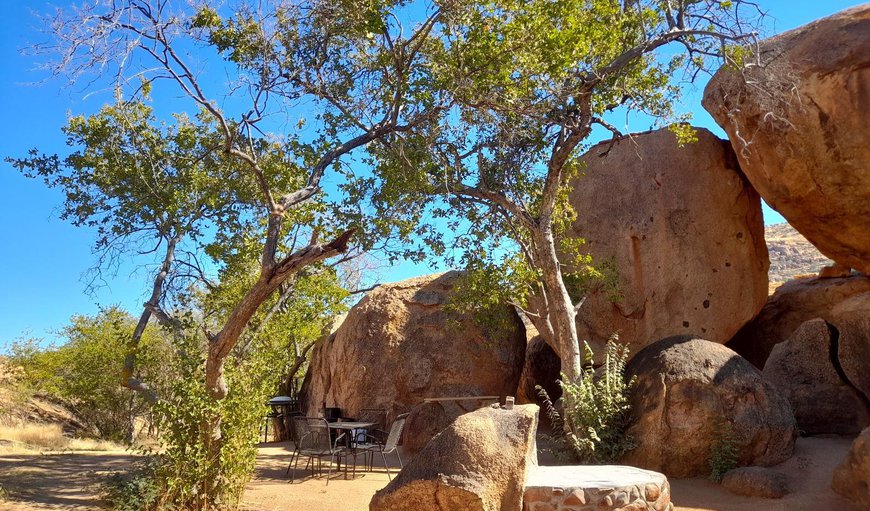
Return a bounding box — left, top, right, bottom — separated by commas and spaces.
708, 419, 741, 482
537, 337, 636, 463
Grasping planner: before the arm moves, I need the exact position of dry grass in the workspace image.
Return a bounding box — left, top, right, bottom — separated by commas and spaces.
0, 423, 122, 454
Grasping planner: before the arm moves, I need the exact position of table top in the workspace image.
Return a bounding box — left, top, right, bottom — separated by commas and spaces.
267, 396, 296, 404
327, 421, 377, 430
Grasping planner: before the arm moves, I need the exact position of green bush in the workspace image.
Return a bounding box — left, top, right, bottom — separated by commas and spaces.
708, 419, 741, 482
9, 308, 170, 442
99, 330, 275, 511
103, 460, 161, 511
538, 338, 635, 463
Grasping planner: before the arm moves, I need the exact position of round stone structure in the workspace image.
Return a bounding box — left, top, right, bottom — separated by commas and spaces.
523, 465, 672, 511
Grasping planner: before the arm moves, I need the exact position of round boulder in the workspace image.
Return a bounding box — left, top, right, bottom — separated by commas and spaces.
728, 274, 870, 368
301, 271, 526, 440
830, 292, 870, 402
703, 6, 870, 273
563, 127, 768, 358
832, 426, 870, 509
763, 318, 870, 435
622, 336, 797, 478
721, 467, 789, 499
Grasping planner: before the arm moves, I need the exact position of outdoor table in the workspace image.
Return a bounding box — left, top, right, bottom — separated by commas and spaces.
327, 421, 378, 448
327, 421, 378, 477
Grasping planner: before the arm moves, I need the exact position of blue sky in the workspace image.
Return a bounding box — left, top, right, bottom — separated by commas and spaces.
0, 0, 862, 348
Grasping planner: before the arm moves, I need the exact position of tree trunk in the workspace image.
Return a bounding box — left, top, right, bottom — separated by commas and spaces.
533, 227, 583, 382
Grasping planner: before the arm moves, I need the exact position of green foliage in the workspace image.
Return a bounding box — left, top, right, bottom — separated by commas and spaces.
97, 326, 272, 511
102, 460, 162, 511
444, 258, 535, 341
709, 419, 741, 483
9, 308, 169, 442
537, 338, 635, 463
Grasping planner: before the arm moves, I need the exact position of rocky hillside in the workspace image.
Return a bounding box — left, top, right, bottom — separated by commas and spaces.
766, 223, 832, 287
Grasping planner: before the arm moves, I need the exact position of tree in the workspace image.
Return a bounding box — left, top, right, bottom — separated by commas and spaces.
11, 0, 450, 506
365, 0, 762, 381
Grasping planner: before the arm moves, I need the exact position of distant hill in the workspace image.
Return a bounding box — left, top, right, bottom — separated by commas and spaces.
766, 222, 832, 288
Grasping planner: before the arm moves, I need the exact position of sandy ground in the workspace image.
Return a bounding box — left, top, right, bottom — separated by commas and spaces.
669, 436, 860, 511
0, 437, 860, 511
0, 450, 136, 510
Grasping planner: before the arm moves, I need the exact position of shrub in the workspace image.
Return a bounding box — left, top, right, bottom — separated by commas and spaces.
103, 460, 161, 511
103, 332, 274, 511
538, 337, 635, 463
708, 419, 741, 482
8, 308, 170, 443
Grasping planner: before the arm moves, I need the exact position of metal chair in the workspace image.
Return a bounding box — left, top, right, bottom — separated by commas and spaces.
287, 417, 358, 485
357, 408, 388, 443
286, 416, 315, 479
356, 413, 408, 480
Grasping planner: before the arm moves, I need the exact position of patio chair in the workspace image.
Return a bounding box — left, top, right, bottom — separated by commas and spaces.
285, 416, 315, 478
357, 408, 388, 443
356, 413, 409, 480
287, 417, 359, 485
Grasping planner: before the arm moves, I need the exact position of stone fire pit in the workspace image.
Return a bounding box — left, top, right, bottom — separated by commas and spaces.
523, 465, 672, 511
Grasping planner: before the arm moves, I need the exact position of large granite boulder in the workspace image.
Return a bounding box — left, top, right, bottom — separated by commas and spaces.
728, 274, 870, 368
370, 404, 538, 511
830, 293, 870, 402
403, 397, 501, 454
832, 426, 870, 509
622, 337, 797, 478
763, 318, 870, 436
703, 6, 870, 273
516, 335, 561, 405
562, 127, 768, 358
301, 271, 526, 440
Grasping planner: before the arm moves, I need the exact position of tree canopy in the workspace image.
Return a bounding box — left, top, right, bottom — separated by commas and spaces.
8, 0, 763, 506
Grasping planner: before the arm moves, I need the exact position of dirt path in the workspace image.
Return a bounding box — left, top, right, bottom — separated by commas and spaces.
241, 442, 397, 511
670, 436, 859, 511
0, 437, 859, 510
0, 451, 136, 510
243, 436, 859, 511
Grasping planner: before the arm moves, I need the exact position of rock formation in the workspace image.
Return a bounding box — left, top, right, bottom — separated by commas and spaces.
721, 467, 789, 499
403, 397, 502, 454
728, 274, 870, 368
830, 293, 870, 402
763, 319, 869, 436
703, 6, 870, 273
370, 404, 538, 511
562, 127, 768, 358
764, 222, 833, 289
832, 426, 870, 509
301, 271, 526, 446
622, 336, 797, 478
